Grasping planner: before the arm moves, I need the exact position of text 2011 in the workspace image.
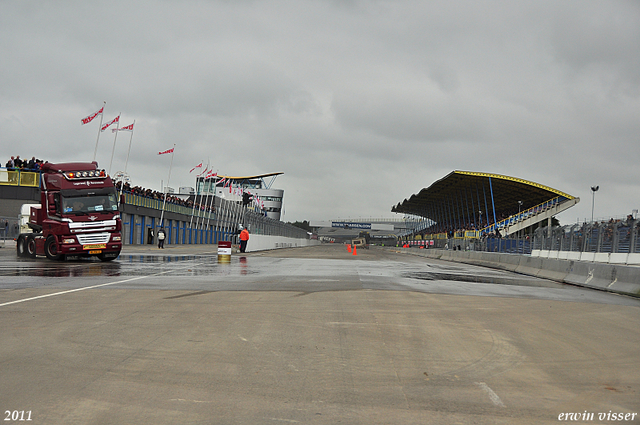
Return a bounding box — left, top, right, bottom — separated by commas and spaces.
4, 411, 32, 421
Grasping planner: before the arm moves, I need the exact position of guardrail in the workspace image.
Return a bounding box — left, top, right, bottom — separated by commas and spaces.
0, 169, 40, 187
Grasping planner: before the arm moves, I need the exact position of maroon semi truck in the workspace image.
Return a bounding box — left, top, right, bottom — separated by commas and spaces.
16, 162, 122, 261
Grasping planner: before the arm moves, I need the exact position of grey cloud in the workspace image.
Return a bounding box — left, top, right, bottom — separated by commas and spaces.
1, 0, 639, 222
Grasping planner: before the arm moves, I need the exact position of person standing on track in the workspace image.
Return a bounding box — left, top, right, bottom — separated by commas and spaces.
239, 227, 249, 253
157, 228, 166, 249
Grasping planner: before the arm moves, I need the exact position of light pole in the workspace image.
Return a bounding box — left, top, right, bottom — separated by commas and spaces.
590, 186, 599, 223
517, 201, 523, 238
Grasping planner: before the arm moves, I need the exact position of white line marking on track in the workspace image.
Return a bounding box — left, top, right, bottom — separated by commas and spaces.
0, 264, 199, 308
475, 382, 506, 407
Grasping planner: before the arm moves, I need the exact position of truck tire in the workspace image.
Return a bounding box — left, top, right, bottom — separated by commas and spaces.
44, 236, 63, 261
26, 234, 37, 258
16, 234, 26, 257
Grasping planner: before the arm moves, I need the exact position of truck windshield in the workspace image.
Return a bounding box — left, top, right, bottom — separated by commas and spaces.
62, 190, 119, 214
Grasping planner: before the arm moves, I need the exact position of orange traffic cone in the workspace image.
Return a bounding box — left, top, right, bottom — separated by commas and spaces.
352, 245, 357, 256
347, 244, 351, 252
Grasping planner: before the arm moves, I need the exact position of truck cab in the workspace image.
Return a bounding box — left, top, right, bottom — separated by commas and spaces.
16, 162, 122, 261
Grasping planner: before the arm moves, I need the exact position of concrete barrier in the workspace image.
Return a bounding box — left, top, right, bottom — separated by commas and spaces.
244, 234, 320, 252
387, 247, 640, 298
530, 249, 640, 266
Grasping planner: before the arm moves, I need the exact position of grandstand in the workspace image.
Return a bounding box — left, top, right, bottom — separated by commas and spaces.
392, 171, 579, 239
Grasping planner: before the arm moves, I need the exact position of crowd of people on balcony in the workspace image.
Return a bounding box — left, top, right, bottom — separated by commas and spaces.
116, 181, 216, 213
4, 156, 46, 171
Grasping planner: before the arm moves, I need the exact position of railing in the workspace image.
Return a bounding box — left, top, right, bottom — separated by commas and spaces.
533, 219, 639, 254
0, 168, 40, 187
122, 191, 309, 240
480, 196, 566, 235
123, 192, 210, 218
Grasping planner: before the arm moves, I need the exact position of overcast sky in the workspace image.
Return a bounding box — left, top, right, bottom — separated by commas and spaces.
1, 1, 639, 224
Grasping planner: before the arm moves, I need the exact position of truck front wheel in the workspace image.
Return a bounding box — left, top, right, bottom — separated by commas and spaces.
44, 236, 63, 261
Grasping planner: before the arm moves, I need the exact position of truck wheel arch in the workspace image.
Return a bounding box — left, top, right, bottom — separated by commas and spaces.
44, 236, 63, 261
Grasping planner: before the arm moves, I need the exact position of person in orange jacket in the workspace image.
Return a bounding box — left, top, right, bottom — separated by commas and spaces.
239, 227, 250, 253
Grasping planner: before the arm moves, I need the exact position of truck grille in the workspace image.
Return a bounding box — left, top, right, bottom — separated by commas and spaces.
69, 219, 117, 233
77, 233, 111, 245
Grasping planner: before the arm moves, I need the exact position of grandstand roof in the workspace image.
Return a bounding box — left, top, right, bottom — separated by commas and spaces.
215, 172, 284, 180
392, 170, 575, 221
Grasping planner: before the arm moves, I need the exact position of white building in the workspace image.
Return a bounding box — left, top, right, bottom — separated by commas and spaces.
196, 172, 285, 221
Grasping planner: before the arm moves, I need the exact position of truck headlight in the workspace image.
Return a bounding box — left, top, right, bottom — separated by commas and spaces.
62, 238, 76, 244
111, 236, 122, 242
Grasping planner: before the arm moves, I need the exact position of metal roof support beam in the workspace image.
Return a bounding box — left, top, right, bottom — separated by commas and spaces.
475, 182, 483, 228
447, 195, 455, 233
463, 188, 471, 229
437, 201, 444, 232
482, 180, 490, 228
443, 196, 450, 233
455, 193, 461, 230
460, 188, 467, 229
489, 177, 498, 228
453, 194, 460, 231
468, 185, 476, 229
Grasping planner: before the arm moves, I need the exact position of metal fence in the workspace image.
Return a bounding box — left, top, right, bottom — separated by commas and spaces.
124, 192, 309, 242
0, 216, 20, 246
532, 219, 639, 254
417, 235, 533, 254
402, 217, 639, 257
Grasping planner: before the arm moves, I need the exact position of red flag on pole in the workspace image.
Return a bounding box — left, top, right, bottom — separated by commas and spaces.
101, 115, 120, 132
112, 123, 134, 132
158, 148, 175, 155
81, 106, 104, 125
189, 162, 203, 173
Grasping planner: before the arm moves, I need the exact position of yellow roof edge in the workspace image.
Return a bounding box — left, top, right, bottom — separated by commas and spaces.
454, 170, 575, 200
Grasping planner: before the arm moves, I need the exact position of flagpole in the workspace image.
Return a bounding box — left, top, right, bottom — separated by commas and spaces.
213, 175, 222, 238
123, 120, 135, 174
195, 161, 210, 232
92, 101, 106, 161
159, 144, 176, 228
118, 120, 135, 207
108, 112, 121, 176
188, 161, 206, 244
189, 168, 201, 229
204, 174, 217, 238
206, 176, 217, 225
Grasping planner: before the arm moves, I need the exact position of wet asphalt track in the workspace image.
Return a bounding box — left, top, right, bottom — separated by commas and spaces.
1, 243, 637, 306
0, 243, 639, 424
